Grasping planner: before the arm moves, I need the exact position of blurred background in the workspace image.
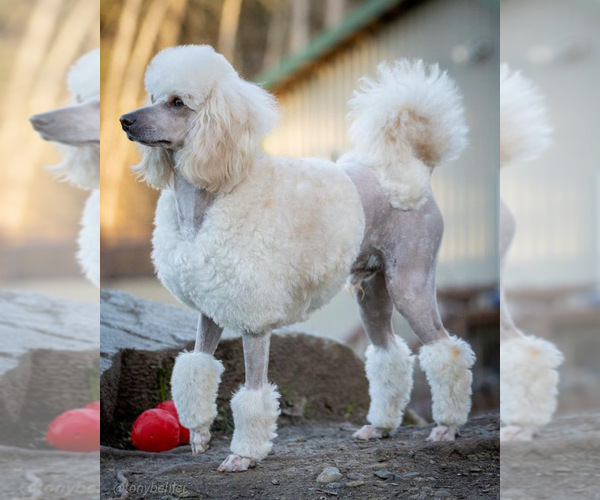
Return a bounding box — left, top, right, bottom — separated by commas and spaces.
101, 0, 500, 418
0, 0, 99, 302
501, 0, 599, 414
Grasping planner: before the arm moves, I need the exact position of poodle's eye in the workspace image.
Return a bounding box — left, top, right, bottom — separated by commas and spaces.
171, 97, 184, 107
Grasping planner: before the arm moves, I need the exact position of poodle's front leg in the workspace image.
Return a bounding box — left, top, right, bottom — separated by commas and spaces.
171, 314, 224, 454
218, 332, 280, 473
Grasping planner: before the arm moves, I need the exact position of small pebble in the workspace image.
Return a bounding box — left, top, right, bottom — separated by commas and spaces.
316, 466, 342, 484
327, 482, 342, 489
434, 489, 452, 498
374, 469, 392, 480
347, 472, 366, 481
372, 462, 390, 470
346, 480, 365, 487
271, 479, 279, 485
403, 472, 420, 478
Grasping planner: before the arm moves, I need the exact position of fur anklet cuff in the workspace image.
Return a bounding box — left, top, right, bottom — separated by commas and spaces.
365, 335, 414, 429
501, 334, 563, 427
170, 352, 224, 430
419, 335, 475, 427
230, 384, 280, 460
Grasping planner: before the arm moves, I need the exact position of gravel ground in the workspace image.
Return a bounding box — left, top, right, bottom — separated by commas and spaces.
0, 446, 99, 499
501, 413, 600, 500
100, 414, 499, 500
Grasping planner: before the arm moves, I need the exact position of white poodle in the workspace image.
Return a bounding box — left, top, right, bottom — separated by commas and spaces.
499, 65, 563, 441
30, 49, 100, 287
120, 45, 475, 472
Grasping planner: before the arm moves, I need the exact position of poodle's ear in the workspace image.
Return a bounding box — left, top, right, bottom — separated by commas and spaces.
176, 80, 279, 193
132, 145, 174, 189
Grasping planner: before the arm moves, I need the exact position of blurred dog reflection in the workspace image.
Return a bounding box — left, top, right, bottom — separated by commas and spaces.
500, 65, 563, 441
30, 49, 100, 287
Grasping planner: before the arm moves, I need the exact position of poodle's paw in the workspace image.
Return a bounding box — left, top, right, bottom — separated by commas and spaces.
352, 424, 390, 440
426, 425, 457, 442
500, 425, 535, 442
217, 454, 256, 473
190, 427, 211, 455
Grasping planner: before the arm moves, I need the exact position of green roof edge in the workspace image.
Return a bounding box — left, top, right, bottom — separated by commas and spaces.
254, 0, 403, 89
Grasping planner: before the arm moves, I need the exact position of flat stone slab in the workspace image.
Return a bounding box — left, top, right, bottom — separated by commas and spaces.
0, 290, 98, 431
0, 289, 98, 376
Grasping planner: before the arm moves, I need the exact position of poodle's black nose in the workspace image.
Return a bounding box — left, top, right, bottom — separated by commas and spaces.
30, 114, 52, 128
119, 114, 136, 130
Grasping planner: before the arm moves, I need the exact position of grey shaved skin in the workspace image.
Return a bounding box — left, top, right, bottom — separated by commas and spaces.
30, 100, 100, 146
499, 199, 521, 341
121, 101, 194, 149
343, 160, 447, 346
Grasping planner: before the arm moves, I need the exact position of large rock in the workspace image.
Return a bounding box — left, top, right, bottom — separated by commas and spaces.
100, 289, 369, 448
0, 290, 98, 448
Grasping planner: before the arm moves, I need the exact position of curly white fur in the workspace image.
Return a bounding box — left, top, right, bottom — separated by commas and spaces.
365, 335, 414, 429
501, 334, 563, 428
347, 60, 467, 210
230, 384, 280, 460
77, 189, 100, 287
419, 336, 475, 427
152, 156, 364, 334
67, 49, 100, 102
500, 64, 551, 166
170, 352, 224, 430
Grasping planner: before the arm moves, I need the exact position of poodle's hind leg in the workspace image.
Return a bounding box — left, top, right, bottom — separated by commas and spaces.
385, 257, 475, 442
218, 332, 280, 473
500, 333, 563, 442
171, 314, 224, 455
352, 270, 415, 441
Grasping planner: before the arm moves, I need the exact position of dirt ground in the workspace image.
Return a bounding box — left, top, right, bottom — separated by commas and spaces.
500, 413, 600, 500
100, 414, 499, 500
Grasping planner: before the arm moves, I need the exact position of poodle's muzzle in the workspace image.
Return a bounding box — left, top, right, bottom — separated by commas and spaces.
30, 100, 100, 146
120, 108, 173, 147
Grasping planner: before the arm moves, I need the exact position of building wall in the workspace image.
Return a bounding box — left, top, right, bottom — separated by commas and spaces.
264, 0, 500, 290
501, 0, 600, 289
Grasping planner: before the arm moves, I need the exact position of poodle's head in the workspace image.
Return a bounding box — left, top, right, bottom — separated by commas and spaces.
121, 45, 279, 192
30, 49, 100, 189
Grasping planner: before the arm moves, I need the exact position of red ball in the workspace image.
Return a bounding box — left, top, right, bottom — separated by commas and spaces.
46, 408, 100, 452
130, 409, 179, 452
84, 401, 101, 411
156, 400, 190, 445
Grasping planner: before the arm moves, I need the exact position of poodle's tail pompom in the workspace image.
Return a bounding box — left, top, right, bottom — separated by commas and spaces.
348, 60, 468, 169
347, 60, 467, 210
500, 65, 551, 166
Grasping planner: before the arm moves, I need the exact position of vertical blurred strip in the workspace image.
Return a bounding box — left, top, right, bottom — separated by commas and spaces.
0, 0, 99, 243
